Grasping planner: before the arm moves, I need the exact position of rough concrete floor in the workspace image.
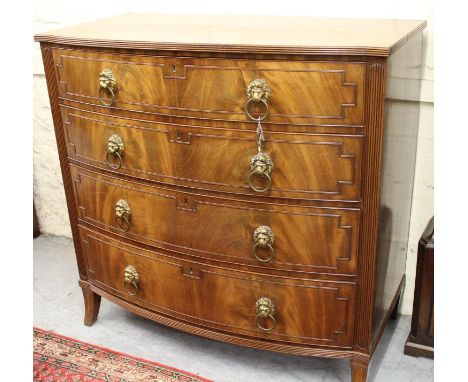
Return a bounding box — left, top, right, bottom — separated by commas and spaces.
33, 235, 434, 381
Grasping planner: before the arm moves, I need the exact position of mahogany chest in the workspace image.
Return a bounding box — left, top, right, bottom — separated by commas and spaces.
35, 14, 426, 381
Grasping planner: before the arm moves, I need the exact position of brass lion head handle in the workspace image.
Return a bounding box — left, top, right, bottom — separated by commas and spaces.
245, 79, 270, 121
255, 297, 277, 332
124, 265, 140, 296
106, 134, 124, 169
252, 226, 275, 263
99, 69, 117, 106
249, 152, 273, 193
115, 199, 131, 232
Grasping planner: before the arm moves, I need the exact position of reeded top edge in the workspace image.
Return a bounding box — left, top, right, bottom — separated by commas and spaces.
34, 14, 427, 57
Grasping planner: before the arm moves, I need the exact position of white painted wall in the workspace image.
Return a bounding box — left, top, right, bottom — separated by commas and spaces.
33, 0, 433, 314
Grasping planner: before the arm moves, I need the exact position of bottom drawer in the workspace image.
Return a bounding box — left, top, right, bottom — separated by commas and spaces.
81, 227, 356, 348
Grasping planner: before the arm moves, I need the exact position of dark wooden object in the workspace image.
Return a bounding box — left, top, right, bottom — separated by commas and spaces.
35, 14, 427, 382
405, 217, 434, 358
33, 202, 40, 238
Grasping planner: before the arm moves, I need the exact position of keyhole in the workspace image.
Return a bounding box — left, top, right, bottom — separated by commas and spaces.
172, 64, 177, 73
176, 132, 181, 140
188, 267, 193, 275
184, 198, 188, 206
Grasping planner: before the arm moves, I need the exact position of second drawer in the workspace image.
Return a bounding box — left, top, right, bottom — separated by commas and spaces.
63, 108, 362, 202
71, 165, 360, 276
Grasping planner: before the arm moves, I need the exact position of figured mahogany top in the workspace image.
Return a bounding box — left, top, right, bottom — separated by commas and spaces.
34, 13, 426, 56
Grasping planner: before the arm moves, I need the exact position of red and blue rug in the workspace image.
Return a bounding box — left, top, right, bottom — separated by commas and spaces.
33, 327, 212, 382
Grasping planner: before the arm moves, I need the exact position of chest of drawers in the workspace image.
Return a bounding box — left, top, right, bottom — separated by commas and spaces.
35, 14, 426, 381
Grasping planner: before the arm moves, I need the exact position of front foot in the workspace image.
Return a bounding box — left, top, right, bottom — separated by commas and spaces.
351, 358, 369, 382
82, 287, 101, 326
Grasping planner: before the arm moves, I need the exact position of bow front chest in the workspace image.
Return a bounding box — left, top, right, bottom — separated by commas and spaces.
35, 14, 426, 381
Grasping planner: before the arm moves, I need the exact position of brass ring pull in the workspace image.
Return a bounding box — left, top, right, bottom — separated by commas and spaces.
256, 313, 277, 332
249, 152, 273, 193
106, 134, 124, 170
124, 265, 139, 296
245, 79, 271, 121
115, 199, 131, 232
124, 280, 139, 296
245, 98, 269, 121
252, 226, 276, 263
252, 243, 275, 263
98, 86, 115, 106
99, 69, 117, 106
255, 297, 277, 332
248, 171, 272, 193
114, 214, 130, 232
106, 151, 122, 170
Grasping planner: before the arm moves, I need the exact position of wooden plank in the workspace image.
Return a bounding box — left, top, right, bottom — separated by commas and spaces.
34, 14, 426, 56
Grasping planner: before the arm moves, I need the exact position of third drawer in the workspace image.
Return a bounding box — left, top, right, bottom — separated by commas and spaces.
71, 165, 360, 276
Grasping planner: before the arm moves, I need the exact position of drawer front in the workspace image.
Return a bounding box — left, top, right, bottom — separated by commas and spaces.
81, 228, 356, 347
63, 109, 362, 201
71, 166, 359, 275
54, 48, 365, 126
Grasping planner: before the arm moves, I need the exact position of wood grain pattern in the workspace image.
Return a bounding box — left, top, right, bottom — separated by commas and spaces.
79, 279, 357, 359
350, 359, 369, 382
37, 16, 427, 382
34, 14, 426, 57
354, 59, 387, 352
81, 227, 356, 348
40, 46, 88, 280
63, 108, 362, 202
61, 98, 364, 135
71, 165, 360, 276
82, 288, 101, 326
54, 48, 365, 125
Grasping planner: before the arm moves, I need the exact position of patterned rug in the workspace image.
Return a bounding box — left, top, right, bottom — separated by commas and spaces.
33, 328, 212, 382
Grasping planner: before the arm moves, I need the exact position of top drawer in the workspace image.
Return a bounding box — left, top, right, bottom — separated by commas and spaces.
53, 48, 365, 126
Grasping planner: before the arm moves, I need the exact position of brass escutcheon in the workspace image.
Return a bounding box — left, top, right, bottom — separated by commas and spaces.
245, 79, 271, 121
124, 265, 140, 296
106, 134, 124, 169
252, 226, 275, 263
115, 199, 131, 232
249, 151, 274, 193
255, 297, 277, 332
99, 69, 117, 106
